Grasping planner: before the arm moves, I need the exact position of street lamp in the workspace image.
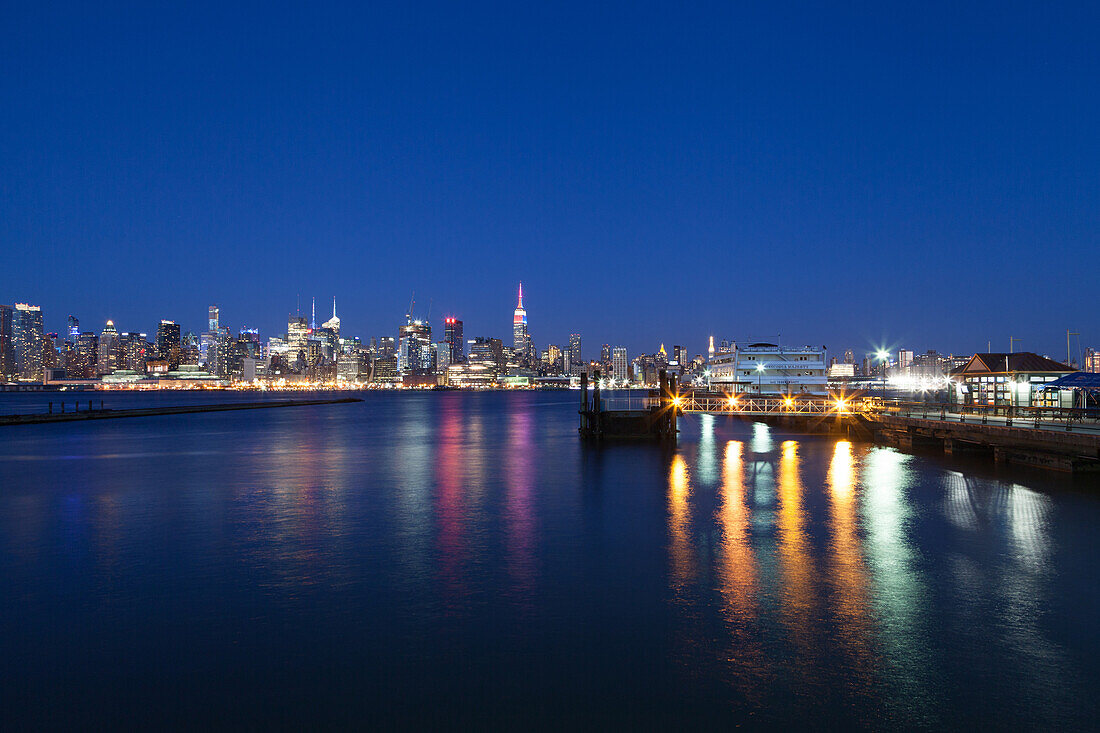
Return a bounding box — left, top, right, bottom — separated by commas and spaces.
756, 362, 765, 393
876, 350, 890, 399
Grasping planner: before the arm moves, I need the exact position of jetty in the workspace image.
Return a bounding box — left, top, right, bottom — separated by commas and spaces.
0, 397, 362, 426
579, 369, 679, 441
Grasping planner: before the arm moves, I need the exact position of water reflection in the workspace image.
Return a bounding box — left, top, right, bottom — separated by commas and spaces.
435, 396, 468, 605
776, 440, 816, 660
825, 441, 873, 674
862, 447, 936, 722
505, 401, 537, 605
668, 454, 695, 593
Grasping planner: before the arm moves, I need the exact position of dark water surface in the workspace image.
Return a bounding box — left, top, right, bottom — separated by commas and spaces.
2, 391, 1098, 728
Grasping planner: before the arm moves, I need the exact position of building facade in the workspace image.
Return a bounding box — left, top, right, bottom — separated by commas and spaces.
708, 342, 828, 395
950, 353, 1074, 409
13, 303, 45, 381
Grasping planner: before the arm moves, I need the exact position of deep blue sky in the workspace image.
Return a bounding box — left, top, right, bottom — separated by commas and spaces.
2, 1, 1098, 360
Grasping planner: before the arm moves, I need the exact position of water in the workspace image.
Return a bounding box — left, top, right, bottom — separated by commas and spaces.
1, 391, 1097, 728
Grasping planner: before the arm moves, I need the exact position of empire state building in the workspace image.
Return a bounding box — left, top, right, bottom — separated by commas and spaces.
513, 282, 531, 362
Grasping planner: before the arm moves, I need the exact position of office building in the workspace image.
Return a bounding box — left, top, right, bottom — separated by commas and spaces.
97, 320, 120, 375
0, 304, 12, 379
67, 315, 80, 340
398, 317, 433, 374
612, 346, 629, 381
568, 333, 582, 375
444, 317, 464, 364
156, 320, 182, 370
322, 298, 341, 340
513, 283, 530, 364
287, 315, 309, 363
71, 332, 99, 379
13, 303, 45, 381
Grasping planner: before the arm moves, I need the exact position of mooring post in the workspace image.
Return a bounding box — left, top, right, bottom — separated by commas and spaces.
592, 370, 601, 415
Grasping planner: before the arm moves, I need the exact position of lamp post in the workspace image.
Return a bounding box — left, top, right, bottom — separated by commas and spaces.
876, 350, 890, 400
756, 362, 765, 394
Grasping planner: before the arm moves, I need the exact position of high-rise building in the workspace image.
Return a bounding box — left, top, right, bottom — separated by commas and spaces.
322, 298, 341, 340
601, 344, 611, 365
398, 317, 433, 374
156, 320, 182, 370
672, 345, 687, 374
568, 333, 582, 374
67, 315, 80, 340
898, 349, 914, 372
844, 349, 855, 364
444, 317, 464, 365
97, 320, 120, 375
13, 303, 45, 381
612, 346, 629, 381
287, 315, 310, 363
512, 283, 530, 364
72, 332, 99, 379
208, 305, 220, 332
0, 304, 12, 379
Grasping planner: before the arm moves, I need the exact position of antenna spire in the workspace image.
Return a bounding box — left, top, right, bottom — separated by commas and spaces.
311, 297, 316, 330
333, 296, 337, 319
518, 282, 524, 309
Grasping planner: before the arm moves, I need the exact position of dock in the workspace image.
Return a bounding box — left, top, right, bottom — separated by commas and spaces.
578, 369, 678, 441
0, 398, 362, 426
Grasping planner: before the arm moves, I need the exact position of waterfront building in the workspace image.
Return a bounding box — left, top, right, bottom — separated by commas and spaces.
512, 283, 531, 365
0, 304, 13, 380
708, 342, 828, 395
827, 362, 856, 379
97, 320, 120, 375
371, 355, 399, 383
13, 303, 45, 381
612, 346, 629, 382
434, 341, 451, 374
444, 317, 464, 364
950, 353, 1074, 409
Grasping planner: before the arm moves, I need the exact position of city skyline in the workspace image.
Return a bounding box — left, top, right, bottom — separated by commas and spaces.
3, 3, 1098, 357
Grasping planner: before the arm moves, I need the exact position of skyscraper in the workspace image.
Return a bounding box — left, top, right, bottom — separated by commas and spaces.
67, 315, 80, 340
568, 333, 582, 375
156, 320, 182, 370
208, 305, 220, 332
322, 298, 341, 340
399, 317, 433, 374
72, 332, 99, 379
287, 314, 310, 363
513, 283, 530, 364
612, 346, 629, 381
13, 303, 45, 381
97, 320, 120, 375
0, 304, 12, 379
444, 317, 464, 364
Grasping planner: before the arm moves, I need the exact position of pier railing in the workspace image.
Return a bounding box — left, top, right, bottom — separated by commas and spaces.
879, 400, 1100, 433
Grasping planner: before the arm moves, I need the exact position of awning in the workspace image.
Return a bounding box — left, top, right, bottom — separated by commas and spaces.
1039, 372, 1100, 390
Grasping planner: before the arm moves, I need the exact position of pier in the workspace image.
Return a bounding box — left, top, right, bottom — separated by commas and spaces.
0, 398, 362, 426
670, 391, 1100, 473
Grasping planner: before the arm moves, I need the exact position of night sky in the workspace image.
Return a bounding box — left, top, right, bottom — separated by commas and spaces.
2, 2, 1097, 360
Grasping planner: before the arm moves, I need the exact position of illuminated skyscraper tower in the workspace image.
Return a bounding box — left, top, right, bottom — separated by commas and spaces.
513, 283, 530, 363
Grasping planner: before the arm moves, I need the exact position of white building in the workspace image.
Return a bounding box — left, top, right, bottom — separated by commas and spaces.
612, 346, 629, 382
707, 342, 828, 395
